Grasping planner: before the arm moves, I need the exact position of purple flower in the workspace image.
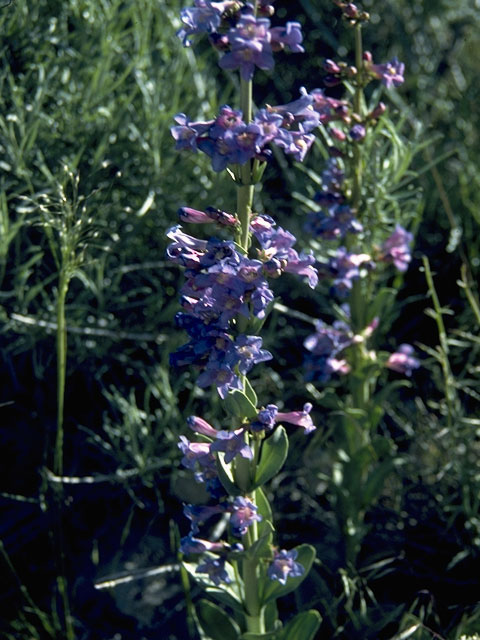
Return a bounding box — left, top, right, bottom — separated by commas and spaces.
196, 556, 231, 585
270, 22, 304, 53
386, 344, 420, 376
184, 503, 226, 533
166, 225, 209, 268
284, 132, 315, 162
210, 429, 254, 463
305, 204, 363, 240
219, 15, 274, 81
180, 533, 227, 554
209, 105, 244, 138
275, 403, 316, 434
379, 225, 413, 272
370, 56, 405, 88
250, 404, 278, 432
178, 206, 239, 227
269, 87, 314, 118
197, 128, 244, 172
268, 88, 321, 137
230, 496, 262, 537
283, 248, 318, 288
254, 109, 286, 145
323, 247, 373, 297
171, 113, 213, 151
178, 436, 215, 470
267, 549, 304, 585
304, 319, 353, 382
187, 416, 218, 438
349, 124, 366, 140
197, 358, 242, 399
177, 1, 233, 47
311, 88, 350, 124
233, 335, 273, 375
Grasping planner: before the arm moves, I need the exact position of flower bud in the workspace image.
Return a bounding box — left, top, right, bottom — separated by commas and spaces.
331, 127, 346, 141
324, 74, 342, 87
344, 3, 359, 18
324, 58, 341, 73
349, 124, 366, 140
258, 3, 275, 16
209, 33, 230, 51
370, 102, 387, 119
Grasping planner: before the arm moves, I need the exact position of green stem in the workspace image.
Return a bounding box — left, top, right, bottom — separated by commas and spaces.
348, 21, 367, 380
242, 488, 265, 634
53, 266, 75, 640
423, 256, 455, 428
339, 22, 370, 566
236, 72, 266, 635
236, 77, 254, 252
352, 23, 363, 220
54, 269, 68, 477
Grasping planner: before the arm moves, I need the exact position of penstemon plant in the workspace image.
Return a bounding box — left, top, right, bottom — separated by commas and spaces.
168, 0, 424, 635
168, 1, 323, 638
299, 1, 424, 570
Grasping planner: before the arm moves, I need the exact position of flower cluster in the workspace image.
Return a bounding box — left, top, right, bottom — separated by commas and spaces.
177, 1, 303, 80
319, 247, 374, 298
386, 343, 420, 376
377, 225, 414, 272
304, 318, 353, 382
250, 214, 318, 288
166, 209, 318, 396
304, 309, 420, 382
172, 90, 321, 172
166, 223, 274, 396
305, 158, 362, 240
179, 409, 315, 585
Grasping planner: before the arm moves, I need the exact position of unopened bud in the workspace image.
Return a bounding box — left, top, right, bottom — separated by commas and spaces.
331, 127, 347, 141
363, 51, 373, 63
209, 33, 230, 51
324, 58, 341, 74
344, 3, 359, 18
370, 102, 387, 119
258, 3, 275, 17
324, 74, 342, 87
349, 124, 366, 140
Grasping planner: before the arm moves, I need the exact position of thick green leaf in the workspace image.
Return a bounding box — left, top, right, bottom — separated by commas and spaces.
264, 600, 280, 633
253, 426, 288, 489
278, 610, 322, 640
196, 599, 240, 640
224, 388, 258, 419
216, 453, 242, 496
362, 459, 394, 507
246, 521, 274, 561
262, 544, 316, 605
255, 487, 274, 536
205, 588, 244, 614
244, 377, 258, 408
240, 631, 278, 640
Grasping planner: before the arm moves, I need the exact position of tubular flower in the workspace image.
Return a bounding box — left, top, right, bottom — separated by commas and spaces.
267, 549, 304, 585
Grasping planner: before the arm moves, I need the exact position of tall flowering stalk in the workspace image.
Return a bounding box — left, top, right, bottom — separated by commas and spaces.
169, 1, 323, 636
302, 1, 419, 564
